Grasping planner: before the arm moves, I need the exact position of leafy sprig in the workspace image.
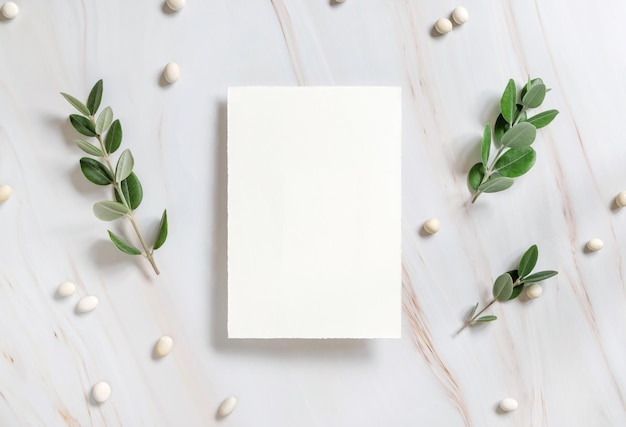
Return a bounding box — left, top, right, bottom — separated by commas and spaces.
456, 245, 557, 334
61, 80, 167, 275
469, 78, 559, 203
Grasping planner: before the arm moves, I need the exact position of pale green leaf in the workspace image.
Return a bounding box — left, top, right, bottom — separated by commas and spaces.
501, 122, 537, 148
75, 140, 104, 157
477, 176, 514, 193
95, 106, 113, 134
115, 149, 134, 182
522, 83, 546, 108
93, 201, 129, 221
493, 272, 514, 301
61, 92, 91, 116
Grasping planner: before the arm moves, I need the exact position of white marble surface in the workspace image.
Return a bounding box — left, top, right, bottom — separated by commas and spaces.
1, 0, 626, 426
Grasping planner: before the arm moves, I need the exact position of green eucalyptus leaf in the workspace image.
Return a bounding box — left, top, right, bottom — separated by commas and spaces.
107, 230, 141, 255
87, 79, 103, 115
493, 272, 514, 301
79, 158, 113, 186
481, 124, 491, 166
93, 201, 129, 221
521, 78, 544, 100
501, 122, 537, 148
526, 110, 559, 129
468, 163, 486, 191
509, 285, 524, 300
61, 92, 91, 116
115, 172, 143, 210
494, 147, 536, 178
523, 270, 558, 283
522, 83, 547, 108
95, 106, 113, 134
476, 315, 497, 323
500, 79, 517, 123
153, 210, 168, 250
105, 120, 123, 154
466, 302, 479, 321
115, 149, 134, 182
518, 245, 538, 278
477, 176, 514, 193
70, 114, 97, 137
75, 140, 104, 157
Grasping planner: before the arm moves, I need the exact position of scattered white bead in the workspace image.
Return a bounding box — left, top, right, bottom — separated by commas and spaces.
163, 62, 180, 84
218, 396, 237, 417
166, 0, 185, 12
91, 382, 111, 404
423, 218, 440, 234
499, 397, 518, 412
452, 6, 469, 25
525, 283, 542, 299
76, 296, 98, 313
57, 281, 76, 298
435, 18, 453, 35
616, 191, 626, 208
154, 336, 174, 357
0, 184, 12, 202
586, 238, 604, 252
1, 2, 18, 19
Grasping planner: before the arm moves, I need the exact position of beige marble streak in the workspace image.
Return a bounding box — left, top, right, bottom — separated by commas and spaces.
271, 0, 306, 85
401, 264, 472, 427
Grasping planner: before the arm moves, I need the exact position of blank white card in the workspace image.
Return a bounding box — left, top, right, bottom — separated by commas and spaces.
228, 87, 401, 338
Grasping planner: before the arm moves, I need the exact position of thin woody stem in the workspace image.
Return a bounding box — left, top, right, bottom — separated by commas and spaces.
94, 132, 160, 275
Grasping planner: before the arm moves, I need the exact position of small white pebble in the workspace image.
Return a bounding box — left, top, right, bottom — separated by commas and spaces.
76, 296, 98, 313
435, 18, 453, 35
163, 62, 180, 84
423, 218, 440, 234
586, 238, 604, 252
452, 6, 469, 25
525, 283, 542, 299
57, 281, 76, 297
499, 397, 518, 412
218, 396, 237, 417
0, 184, 12, 202
154, 336, 174, 357
91, 382, 111, 404
616, 191, 626, 208
1, 2, 18, 19
166, 0, 185, 11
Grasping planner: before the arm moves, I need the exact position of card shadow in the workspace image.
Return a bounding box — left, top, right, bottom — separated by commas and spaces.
208, 101, 370, 358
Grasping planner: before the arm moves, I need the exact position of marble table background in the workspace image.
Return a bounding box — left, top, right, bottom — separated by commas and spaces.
1, 0, 626, 426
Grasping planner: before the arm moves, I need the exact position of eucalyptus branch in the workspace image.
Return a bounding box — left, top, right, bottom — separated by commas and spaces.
456, 245, 558, 334
61, 80, 168, 275
469, 77, 559, 203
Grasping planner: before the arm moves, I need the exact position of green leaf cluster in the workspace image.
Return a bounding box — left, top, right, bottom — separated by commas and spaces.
61, 80, 168, 274
459, 245, 558, 332
468, 77, 559, 203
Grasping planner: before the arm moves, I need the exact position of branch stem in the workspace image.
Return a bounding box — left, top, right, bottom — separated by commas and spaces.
94, 133, 160, 275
